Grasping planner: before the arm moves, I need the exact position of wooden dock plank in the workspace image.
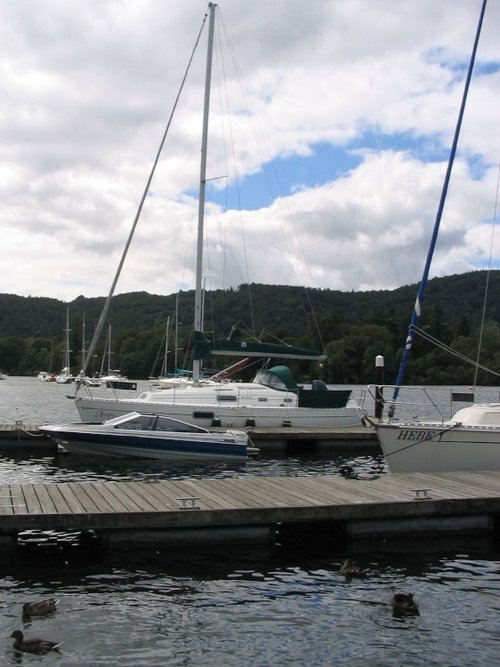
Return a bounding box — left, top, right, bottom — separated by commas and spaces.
395, 472, 499, 499
0, 487, 14, 515
9, 485, 28, 514
132, 482, 178, 511
87, 482, 133, 513
288, 476, 405, 506
0, 472, 498, 537
220, 477, 318, 508
260, 477, 333, 506
77, 483, 117, 513
234, 477, 303, 507
32, 484, 59, 514
44, 484, 74, 514
290, 476, 375, 505
214, 478, 292, 508
124, 482, 172, 512
156, 481, 200, 507
105, 481, 161, 512
173, 479, 237, 510
69, 483, 106, 513
53, 483, 88, 514
20, 484, 44, 514
427, 471, 500, 496
209, 478, 285, 509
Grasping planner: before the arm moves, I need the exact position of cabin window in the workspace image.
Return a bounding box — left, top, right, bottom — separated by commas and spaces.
217, 395, 237, 402
253, 369, 287, 390
118, 415, 157, 431
192, 411, 214, 419
156, 416, 205, 433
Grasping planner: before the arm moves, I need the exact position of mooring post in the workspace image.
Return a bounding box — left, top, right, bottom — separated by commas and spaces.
375, 355, 384, 419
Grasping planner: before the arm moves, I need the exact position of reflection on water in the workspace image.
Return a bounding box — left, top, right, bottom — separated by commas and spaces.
0, 447, 386, 484
1, 535, 499, 667
0, 377, 499, 666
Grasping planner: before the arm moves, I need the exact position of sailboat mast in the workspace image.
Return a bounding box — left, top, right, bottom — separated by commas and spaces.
64, 307, 71, 373
193, 2, 216, 384
391, 0, 487, 403
81, 313, 86, 372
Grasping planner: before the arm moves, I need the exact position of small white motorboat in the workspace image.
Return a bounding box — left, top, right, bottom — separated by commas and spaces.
40, 412, 257, 461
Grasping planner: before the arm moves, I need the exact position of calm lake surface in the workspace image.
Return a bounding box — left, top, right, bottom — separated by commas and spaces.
0, 377, 499, 666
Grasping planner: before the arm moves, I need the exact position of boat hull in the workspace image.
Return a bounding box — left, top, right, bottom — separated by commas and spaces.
41, 424, 250, 461
376, 421, 500, 472
73, 395, 362, 428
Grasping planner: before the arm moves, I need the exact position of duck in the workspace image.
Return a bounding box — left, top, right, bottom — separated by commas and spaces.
339, 465, 358, 479
22, 598, 59, 617
340, 559, 369, 579
8, 630, 61, 654
339, 465, 379, 481
390, 592, 420, 617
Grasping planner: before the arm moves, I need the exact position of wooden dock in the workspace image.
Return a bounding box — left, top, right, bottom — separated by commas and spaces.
0, 422, 379, 451
1, 471, 499, 548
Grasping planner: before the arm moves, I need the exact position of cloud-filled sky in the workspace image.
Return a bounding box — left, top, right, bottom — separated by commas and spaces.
1, 0, 499, 301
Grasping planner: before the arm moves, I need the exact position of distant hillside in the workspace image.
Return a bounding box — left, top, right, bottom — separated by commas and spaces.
1, 271, 498, 340
1, 270, 499, 383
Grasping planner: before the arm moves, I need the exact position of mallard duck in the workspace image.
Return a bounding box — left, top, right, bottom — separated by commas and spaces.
340, 559, 369, 579
391, 592, 419, 616
22, 598, 59, 618
8, 630, 61, 654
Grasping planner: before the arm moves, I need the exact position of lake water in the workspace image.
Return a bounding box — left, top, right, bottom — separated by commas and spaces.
0, 377, 499, 666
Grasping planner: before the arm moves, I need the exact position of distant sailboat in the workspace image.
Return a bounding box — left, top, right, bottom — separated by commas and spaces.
56, 307, 73, 384
98, 325, 137, 390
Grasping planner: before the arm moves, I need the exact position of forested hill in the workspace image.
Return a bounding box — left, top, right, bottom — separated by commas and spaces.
1, 270, 499, 384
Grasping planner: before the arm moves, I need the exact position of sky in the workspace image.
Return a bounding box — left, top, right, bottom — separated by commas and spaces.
1, 0, 499, 302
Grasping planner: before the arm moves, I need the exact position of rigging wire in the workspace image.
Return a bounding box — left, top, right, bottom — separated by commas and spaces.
211, 8, 327, 353
473, 160, 500, 387
77, 8, 210, 383
411, 325, 500, 380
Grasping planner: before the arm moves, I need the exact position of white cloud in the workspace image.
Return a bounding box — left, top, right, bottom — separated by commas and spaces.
0, 0, 498, 300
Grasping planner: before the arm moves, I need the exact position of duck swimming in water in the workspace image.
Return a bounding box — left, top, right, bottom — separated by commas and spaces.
391, 592, 419, 617
8, 630, 61, 654
22, 598, 59, 618
340, 559, 369, 579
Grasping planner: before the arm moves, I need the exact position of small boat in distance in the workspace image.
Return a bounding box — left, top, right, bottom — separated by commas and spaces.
40, 411, 256, 461
99, 369, 138, 391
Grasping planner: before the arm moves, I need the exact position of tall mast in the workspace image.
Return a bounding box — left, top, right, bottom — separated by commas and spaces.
193, 2, 216, 384
391, 0, 487, 404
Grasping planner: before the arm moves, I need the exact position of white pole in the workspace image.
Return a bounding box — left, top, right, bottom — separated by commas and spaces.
193, 2, 216, 384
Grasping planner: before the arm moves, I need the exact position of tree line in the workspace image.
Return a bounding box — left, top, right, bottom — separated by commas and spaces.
1, 271, 499, 386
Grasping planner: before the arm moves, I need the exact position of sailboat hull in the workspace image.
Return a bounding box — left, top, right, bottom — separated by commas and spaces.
73, 393, 362, 429
376, 404, 500, 472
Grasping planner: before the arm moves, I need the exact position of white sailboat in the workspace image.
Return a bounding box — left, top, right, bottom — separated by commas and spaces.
373, 0, 499, 472
97, 325, 137, 390
56, 307, 73, 384
73, 4, 362, 428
